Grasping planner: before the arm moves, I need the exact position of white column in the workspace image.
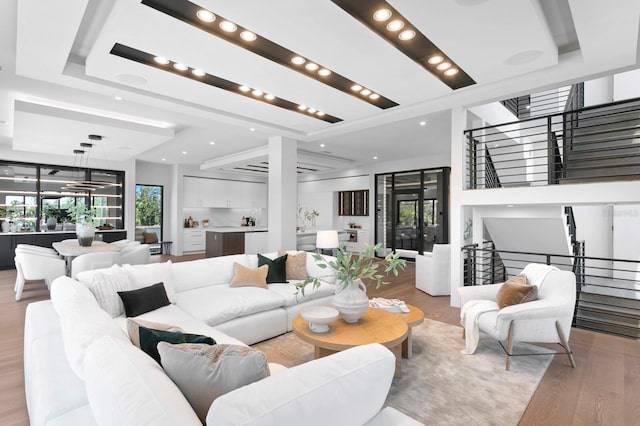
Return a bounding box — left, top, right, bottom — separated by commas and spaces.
449, 107, 466, 307
267, 136, 297, 251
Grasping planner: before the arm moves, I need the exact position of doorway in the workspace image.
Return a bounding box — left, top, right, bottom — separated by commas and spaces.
135, 184, 163, 254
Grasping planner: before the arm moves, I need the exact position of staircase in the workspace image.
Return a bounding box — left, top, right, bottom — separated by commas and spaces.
576, 292, 640, 338
562, 99, 640, 182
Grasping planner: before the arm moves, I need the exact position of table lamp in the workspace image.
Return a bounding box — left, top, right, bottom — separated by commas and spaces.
316, 230, 339, 255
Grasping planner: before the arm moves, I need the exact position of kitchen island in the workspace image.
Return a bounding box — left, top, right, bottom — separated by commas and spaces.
205, 227, 268, 257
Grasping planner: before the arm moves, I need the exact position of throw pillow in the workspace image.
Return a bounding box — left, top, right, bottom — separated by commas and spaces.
258, 253, 288, 283
278, 250, 308, 280
229, 262, 268, 289
126, 318, 184, 348
84, 265, 134, 317
142, 232, 159, 244
137, 325, 215, 364
117, 282, 170, 317
496, 274, 538, 309
158, 342, 270, 423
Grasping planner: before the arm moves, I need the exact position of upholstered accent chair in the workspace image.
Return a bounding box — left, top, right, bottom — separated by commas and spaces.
458, 265, 577, 370
119, 244, 151, 265
14, 244, 66, 301
71, 252, 121, 279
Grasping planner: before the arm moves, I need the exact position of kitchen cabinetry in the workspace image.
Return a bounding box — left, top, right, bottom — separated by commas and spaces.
338, 190, 369, 216
183, 229, 205, 253
183, 177, 266, 208
205, 231, 244, 257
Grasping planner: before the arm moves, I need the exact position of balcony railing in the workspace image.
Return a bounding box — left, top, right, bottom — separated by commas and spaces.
465, 96, 640, 189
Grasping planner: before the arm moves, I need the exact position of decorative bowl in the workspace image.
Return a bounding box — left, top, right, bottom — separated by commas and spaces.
301, 306, 339, 333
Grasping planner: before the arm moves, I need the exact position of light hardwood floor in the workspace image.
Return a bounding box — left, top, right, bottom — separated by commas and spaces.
2, 255, 639, 425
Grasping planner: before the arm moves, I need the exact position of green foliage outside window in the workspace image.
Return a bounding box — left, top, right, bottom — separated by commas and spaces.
136, 185, 162, 226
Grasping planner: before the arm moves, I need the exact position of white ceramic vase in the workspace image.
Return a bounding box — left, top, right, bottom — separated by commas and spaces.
332, 279, 369, 323
76, 221, 95, 247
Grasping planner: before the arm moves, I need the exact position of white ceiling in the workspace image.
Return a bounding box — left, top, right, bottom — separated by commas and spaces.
0, 0, 639, 172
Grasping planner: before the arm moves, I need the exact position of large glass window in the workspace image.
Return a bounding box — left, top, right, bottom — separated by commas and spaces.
135, 184, 163, 254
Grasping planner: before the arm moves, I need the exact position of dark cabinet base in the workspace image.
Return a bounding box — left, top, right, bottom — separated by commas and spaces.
206, 232, 245, 257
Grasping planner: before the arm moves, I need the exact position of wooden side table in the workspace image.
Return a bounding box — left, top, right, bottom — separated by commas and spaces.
293, 307, 408, 377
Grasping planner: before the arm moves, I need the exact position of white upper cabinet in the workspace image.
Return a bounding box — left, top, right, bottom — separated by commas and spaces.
184, 177, 266, 209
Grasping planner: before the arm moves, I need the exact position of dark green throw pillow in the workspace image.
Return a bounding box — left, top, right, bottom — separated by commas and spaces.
138, 325, 215, 364
258, 253, 288, 283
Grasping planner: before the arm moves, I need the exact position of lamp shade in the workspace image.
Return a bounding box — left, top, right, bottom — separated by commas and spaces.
316, 230, 339, 249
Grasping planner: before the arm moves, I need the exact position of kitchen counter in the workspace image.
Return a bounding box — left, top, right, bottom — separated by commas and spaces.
204, 227, 268, 233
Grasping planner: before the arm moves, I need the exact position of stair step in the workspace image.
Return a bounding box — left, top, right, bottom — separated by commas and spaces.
568, 133, 640, 150
576, 102, 640, 121
559, 174, 640, 184
570, 120, 640, 138
577, 304, 640, 325
566, 144, 640, 159
563, 166, 640, 179
575, 318, 640, 339
580, 292, 640, 309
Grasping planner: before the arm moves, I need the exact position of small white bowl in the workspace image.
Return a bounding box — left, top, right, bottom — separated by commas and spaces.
301, 306, 339, 333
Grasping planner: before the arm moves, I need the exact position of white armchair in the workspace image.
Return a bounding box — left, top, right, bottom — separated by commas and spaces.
415, 244, 451, 296
457, 265, 577, 370
71, 252, 122, 279
14, 245, 66, 301
119, 244, 151, 265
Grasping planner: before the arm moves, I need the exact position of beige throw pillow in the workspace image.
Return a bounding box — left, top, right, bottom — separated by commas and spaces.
158, 343, 270, 423
126, 318, 184, 348
496, 274, 538, 309
229, 262, 268, 289
278, 250, 308, 280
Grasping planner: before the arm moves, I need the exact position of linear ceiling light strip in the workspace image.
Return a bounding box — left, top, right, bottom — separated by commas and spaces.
330, 0, 475, 90
109, 43, 342, 124
140, 0, 398, 109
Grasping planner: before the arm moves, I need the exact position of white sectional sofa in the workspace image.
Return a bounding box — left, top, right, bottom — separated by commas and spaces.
24, 252, 423, 425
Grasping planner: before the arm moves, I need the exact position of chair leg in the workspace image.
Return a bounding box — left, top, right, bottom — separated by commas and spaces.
461, 328, 465, 340
15, 274, 25, 301
555, 321, 576, 368
505, 321, 515, 371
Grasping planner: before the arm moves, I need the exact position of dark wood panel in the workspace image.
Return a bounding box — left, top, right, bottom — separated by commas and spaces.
338, 190, 369, 216
206, 232, 245, 257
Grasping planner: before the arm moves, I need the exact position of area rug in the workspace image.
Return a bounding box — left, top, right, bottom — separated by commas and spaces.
252, 318, 553, 425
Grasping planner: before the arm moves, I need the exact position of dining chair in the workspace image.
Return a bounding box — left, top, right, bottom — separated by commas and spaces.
71, 252, 122, 279
14, 246, 66, 301
119, 244, 151, 266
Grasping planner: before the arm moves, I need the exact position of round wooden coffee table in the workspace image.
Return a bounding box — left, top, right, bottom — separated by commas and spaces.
293, 307, 408, 377
394, 304, 425, 358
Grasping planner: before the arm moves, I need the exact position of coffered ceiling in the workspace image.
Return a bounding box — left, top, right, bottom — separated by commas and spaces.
0, 0, 639, 172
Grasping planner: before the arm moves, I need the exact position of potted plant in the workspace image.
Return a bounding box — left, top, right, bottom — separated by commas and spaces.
295, 243, 406, 323
64, 204, 97, 246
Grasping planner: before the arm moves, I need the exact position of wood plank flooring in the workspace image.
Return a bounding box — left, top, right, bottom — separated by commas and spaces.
1, 255, 638, 425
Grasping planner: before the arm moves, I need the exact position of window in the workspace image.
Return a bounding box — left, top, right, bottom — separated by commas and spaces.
135, 185, 163, 254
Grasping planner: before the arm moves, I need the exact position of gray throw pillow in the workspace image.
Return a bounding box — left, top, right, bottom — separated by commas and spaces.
158, 343, 270, 423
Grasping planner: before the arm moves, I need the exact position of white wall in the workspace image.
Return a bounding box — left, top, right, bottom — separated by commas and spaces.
613, 69, 640, 101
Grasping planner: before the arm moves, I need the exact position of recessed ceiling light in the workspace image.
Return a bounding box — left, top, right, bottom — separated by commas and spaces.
182, 151, 187, 154
291, 56, 305, 65
351, 84, 362, 91
398, 30, 415, 40
419, 121, 426, 126
250, 128, 256, 132
317, 111, 325, 116
239, 85, 250, 92
373, 156, 378, 160
373, 9, 392, 21
191, 68, 205, 76
240, 31, 257, 41
114, 96, 123, 101
386, 20, 404, 32
196, 9, 216, 22
436, 62, 451, 71
369, 93, 380, 100
264, 94, 275, 100
360, 89, 372, 96
153, 56, 169, 65
209, 141, 215, 145
305, 63, 319, 71
219, 21, 237, 32
298, 106, 307, 111
318, 68, 331, 77
307, 108, 317, 113
320, 143, 326, 147
162, 158, 166, 161
444, 68, 459, 76
252, 89, 264, 97
427, 55, 444, 65
173, 63, 188, 71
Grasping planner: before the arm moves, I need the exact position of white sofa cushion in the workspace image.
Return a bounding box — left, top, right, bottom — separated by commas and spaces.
113, 304, 246, 347
84, 335, 201, 426
50, 277, 129, 380
268, 281, 335, 306
176, 285, 286, 326
170, 255, 250, 293
206, 343, 395, 426
83, 265, 136, 317
123, 261, 177, 303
